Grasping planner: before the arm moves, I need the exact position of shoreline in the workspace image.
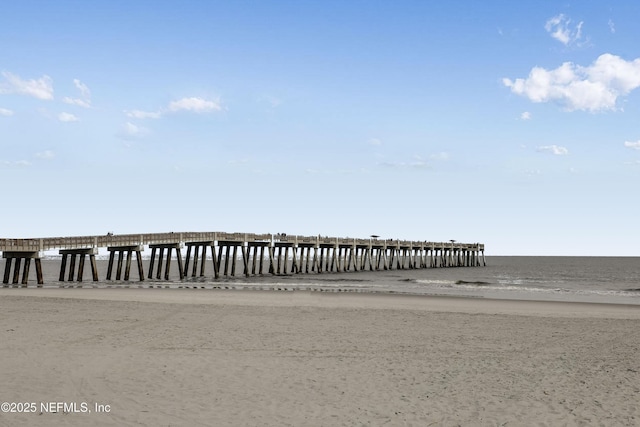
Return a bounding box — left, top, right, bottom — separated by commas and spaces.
2, 287, 639, 319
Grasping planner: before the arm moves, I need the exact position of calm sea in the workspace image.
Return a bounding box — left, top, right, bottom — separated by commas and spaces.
400, 256, 640, 305
9, 256, 640, 305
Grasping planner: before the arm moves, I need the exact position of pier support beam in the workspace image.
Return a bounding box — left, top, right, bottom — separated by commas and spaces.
297, 244, 315, 274
248, 242, 269, 276
184, 241, 215, 279
316, 243, 339, 273
107, 245, 145, 282
217, 241, 244, 277
272, 242, 295, 275
148, 243, 184, 281
2, 251, 43, 287
59, 248, 99, 282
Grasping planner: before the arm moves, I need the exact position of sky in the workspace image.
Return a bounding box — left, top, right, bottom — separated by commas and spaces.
1, 1, 640, 255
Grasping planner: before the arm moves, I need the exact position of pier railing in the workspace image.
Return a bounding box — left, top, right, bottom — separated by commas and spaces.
1, 232, 485, 253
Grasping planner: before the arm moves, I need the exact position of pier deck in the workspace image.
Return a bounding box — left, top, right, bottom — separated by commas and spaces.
1, 232, 485, 286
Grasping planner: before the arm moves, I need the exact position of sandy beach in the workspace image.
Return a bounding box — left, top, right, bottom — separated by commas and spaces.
1, 289, 639, 426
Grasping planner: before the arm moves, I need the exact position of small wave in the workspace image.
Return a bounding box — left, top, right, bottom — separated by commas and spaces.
455, 280, 491, 286
415, 279, 456, 285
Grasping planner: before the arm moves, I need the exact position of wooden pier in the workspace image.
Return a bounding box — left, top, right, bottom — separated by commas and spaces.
0, 232, 485, 286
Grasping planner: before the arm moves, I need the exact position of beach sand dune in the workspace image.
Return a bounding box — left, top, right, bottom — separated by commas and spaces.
1, 289, 639, 426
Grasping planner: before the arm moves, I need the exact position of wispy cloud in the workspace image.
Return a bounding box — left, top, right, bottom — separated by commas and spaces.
376, 151, 448, 170
537, 145, 569, 155
379, 154, 430, 169
503, 53, 640, 112
520, 111, 532, 120
545, 14, 584, 46
0, 71, 54, 100
608, 19, 615, 34
58, 112, 79, 122
624, 140, 640, 150
125, 109, 162, 119
368, 138, 382, 146
429, 152, 449, 161
35, 150, 55, 159
117, 122, 149, 140
63, 79, 91, 108
379, 160, 429, 169
125, 96, 223, 120
62, 97, 90, 108
73, 79, 90, 98
1, 160, 32, 167
260, 95, 282, 109
0, 107, 13, 116
168, 97, 222, 113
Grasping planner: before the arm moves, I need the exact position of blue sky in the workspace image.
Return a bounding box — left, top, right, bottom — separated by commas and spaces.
1, 1, 640, 255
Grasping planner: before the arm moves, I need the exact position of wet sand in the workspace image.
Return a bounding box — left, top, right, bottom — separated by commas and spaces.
1, 289, 639, 426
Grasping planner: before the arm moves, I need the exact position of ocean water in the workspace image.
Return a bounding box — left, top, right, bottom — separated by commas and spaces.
4, 256, 640, 305
405, 256, 640, 305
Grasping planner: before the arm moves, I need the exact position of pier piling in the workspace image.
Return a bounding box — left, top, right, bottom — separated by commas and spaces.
148, 243, 184, 281
107, 245, 144, 281
59, 248, 98, 282
1, 233, 485, 286
2, 251, 43, 287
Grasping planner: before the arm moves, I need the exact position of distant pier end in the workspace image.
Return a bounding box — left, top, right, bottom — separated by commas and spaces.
1, 232, 485, 286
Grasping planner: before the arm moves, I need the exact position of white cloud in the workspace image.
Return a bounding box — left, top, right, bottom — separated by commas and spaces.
125, 96, 223, 120
624, 140, 640, 150
58, 112, 79, 122
608, 19, 615, 34
124, 122, 144, 136
125, 109, 162, 119
36, 150, 55, 159
118, 122, 149, 140
503, 53, 640, 112
0, 107, 13, 116
73, 79, 90, 98
429, 152, 449, 161
520, 111, 532, 120
63, 97, 91, 108
1, 160, 32, 167
368, 138, 382, 146
2, 160, 31, 167
380, 155, 429, 169
0, 71, 54, 100
62, 78, 91, 108
537, 145, 569, 155
168, 97, 222, 113
380, 160, 428, 169
545, 14, 583, 46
